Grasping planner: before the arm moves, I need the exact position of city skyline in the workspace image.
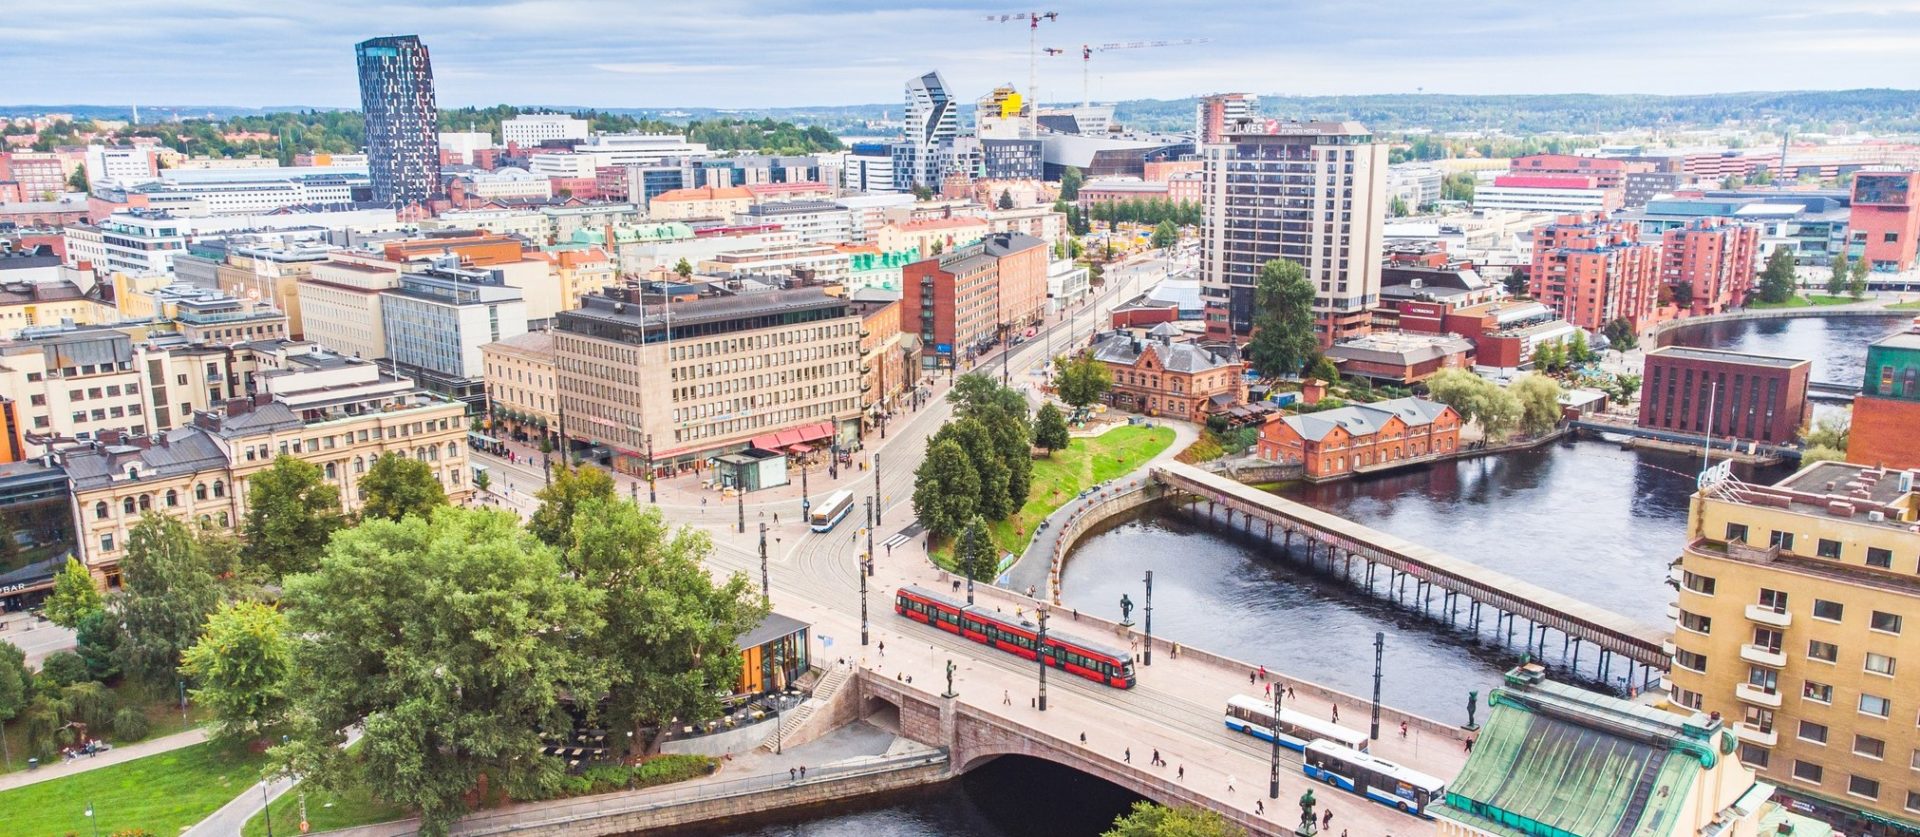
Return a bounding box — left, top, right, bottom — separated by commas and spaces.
10, 0, 1920, 109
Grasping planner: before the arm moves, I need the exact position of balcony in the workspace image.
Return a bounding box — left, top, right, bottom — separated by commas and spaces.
1667, 566, 1685, 584
1665, 602, 1679, 621
1736, 724, 1778, 747
1735, 683, 1783, 708
1740, 644, 1787, 668
1662, 639, 1677, 656
1745, 604, 1791, 629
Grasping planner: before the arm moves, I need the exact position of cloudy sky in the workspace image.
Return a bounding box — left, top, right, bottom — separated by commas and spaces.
10, 0, 1920, 109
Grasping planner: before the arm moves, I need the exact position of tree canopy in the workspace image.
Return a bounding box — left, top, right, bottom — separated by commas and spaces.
1425, 369, 1521, 439
1104, 801, 1246, 837
1755, 247, 1798, 304
357, 453, 447, 522
1245, 258, 1317, 378
955, 516, 998, 582
1510, 373, 1566, 436
180, 600, 293, 745
1054, 352, 1113, 410
528, 463, 618, 553
242, 455, 344, 578
1034, 403, 1071, 454
933, 418, 1012, 521
43, 557, 103, 628
116, 514, 221, 687
912, 439, 980, 539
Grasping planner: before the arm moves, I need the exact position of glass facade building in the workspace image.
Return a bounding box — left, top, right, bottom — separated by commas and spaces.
355, 35, 441, 209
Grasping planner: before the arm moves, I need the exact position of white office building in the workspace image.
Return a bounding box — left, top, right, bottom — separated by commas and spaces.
1472, 185, 1610, 214
892, 71, 958, 191
438, 131, 494, 165
502, 113, 591, 148
842, 151, 898, 194
734, 201, 854, 245
835, 193, 917, 243
84, 145, 158, 188
531, 134, 710, 173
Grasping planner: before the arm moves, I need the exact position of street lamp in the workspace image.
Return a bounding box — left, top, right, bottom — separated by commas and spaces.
1142, 570, 1153, 666
85, 802, 98, 837
645, 433, 656, 504
1268, 678, 1284, 800
1036, 603, 1050, 712
860, 496, 871, 647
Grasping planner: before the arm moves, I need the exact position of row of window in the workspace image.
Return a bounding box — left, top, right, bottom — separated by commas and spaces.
1684, 575, 1905, 634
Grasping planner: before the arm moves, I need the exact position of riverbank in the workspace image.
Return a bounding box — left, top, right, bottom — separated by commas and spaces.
1648, 298, 1909, 343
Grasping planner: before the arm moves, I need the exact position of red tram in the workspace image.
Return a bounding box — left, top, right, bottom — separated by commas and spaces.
893, 585, 1137, 688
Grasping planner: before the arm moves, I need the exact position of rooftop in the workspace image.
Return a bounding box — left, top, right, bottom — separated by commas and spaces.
1278, 397, 1454, 443
1325, 331, 1476, 366
1644, 345, 1809, 370
483, 330, 556, 359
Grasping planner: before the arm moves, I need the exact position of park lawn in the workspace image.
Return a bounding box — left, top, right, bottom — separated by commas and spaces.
243, 781, 410, 837
0, 694, 208, 778
0, 739, 268, 837
974, 424, 1175, 561
1748, 294, 1858, 309
1888, 299, 1920, 310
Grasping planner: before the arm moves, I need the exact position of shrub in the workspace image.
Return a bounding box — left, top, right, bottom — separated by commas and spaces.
112, 705, 152, 742
39, 650, 90, 687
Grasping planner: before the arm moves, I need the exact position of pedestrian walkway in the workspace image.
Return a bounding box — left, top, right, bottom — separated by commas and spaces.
0, 727, 207, 792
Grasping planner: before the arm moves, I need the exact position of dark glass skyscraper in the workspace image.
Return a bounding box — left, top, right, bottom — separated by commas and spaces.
355, 35, 440, 209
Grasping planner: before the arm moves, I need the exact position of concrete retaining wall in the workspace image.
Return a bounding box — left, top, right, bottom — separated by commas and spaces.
1043, 483, 1163, 604
1650, 305, 1903, 343
658, 717, 776, 758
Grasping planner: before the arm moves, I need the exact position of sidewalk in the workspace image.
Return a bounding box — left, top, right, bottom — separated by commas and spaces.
0, 727, 207, 793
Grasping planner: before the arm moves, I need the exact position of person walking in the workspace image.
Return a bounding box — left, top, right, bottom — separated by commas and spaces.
789, 767, 797, 781
1255, 800, 1264, 816
1003, 690, 1012, 706
1400, 721, 1409, 739
1123, 748, 1131, 764
1322, 809, 1332, 830
799, 765, 807, 779
878, 640, 885, 657
1331, 704, 1340, 723
1177, 764, 1184, 781
1151, 748, 1161, 766
1249, 671, 1257, 686
1226, 775, 1236, 794
1286, 685, 1296, 701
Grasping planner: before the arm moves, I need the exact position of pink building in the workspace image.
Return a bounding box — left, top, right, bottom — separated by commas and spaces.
1849, 171, 1920, 272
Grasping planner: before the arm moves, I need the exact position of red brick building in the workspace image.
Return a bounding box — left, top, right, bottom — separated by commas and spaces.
1637, 346, 1810, 445
1660, 217, 1760, 316
1848, 318, 1920, 470
1509, 154, 1648, 190
1090, 325, 1246, 420
1847, 170, 1920, 272
1258, 397, 1461, 480
1529, 213, 1662, 332
901, 232, 1048, 370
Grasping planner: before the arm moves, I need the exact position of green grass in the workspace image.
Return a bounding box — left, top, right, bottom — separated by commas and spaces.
1747, 294, 1859, 309
932, 425, 1175, 566
0, 692, 208, 778
1887, 299, 1920, 310
0, 739, 269, 837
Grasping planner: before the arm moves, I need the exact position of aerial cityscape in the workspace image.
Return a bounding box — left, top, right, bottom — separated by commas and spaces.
3, 5, 1920, 837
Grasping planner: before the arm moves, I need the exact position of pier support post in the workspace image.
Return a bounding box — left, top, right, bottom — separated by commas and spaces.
1570, 637, 1581, 672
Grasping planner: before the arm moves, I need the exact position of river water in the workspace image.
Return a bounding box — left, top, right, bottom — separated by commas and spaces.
718, 313, 1909, 836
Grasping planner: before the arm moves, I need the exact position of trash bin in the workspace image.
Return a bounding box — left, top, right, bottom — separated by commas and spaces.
26, 757, 37, 770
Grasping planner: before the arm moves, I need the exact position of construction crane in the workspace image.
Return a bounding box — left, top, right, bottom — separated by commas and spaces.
1061, 38, 1210, 107
984, 11, 1061, 135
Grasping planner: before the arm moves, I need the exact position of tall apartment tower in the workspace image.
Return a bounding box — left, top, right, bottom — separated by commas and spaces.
1197, 120, 1387, 344
1195, 93, 1257, 145
891, 71, 958, 191
355, 35, 441, 210
1529, 213, 1661, 332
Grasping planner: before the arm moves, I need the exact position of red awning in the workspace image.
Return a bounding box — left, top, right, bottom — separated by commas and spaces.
787, 443, 813, 454
774, 429, 805, 448
750, 433, 783, 450
795, 422, 834, 443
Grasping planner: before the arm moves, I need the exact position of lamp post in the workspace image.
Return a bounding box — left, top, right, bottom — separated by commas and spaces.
85, 802, 98, 837
645, 433, 656, 504
1036, 603, 1050, 712
860, 496, 871, 647
800, 460, 811, 523
1142, 569, 1153, 666
865, 496, 877, 577
737, 484, 745, 534
873, 454, 882, 526
261, 777, 275, 837
759, 522, 769, 603
1371, 631, 1385, 741
1268, 677, 1284, 800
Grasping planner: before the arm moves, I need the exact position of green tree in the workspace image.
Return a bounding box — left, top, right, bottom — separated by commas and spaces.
280, 508, 602, 837
911, 183, 935, 201
562, 497, 765, 752
242, 455, 344, 579
1801, 445, 1847, 465
1059, 166, 1083, 201
0, 640, 27, 767
1828, 250, 1852, 297
998, 189, 1015, 210
1511, 373, 1565, 436
1503, 266, 1531, 298
1603, 317, 1639, 350
1309, 355, 1341, 384
43, 557, 103, 628
673, 257, 693, 281
955, 516, 997, 582
1389, 195, 1410, 217
1441, 171, 1476, 203
1426, 369, 1521, 438
948, 374, 1032, 514
1151, 220, 1177, 249
1033, 403, 1071, 454
115, 514, 220, 687
180, 601, 292, 745
74, 609, 123, 682
473, 469, 491, 493
39, 650, 90, 686
1104, 801, 1245, 837
1849, 256, 1870, 299
1054, 352, 1114, 411
528, 463, 618, 553
912, 439, 980, 539
1567, 330, 1592, 365
1803, 414, 1849, 451
1611, 373, 1643, 406
935, 419, 1012, 520
1245, 258, 1317, 378
67, 166, 88, 193
1756, 247, 1798, 304
358, 453, 447, 522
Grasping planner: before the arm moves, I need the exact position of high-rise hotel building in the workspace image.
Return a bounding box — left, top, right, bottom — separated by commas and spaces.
1197, 120, 1387, 345
355, 35, 441, 209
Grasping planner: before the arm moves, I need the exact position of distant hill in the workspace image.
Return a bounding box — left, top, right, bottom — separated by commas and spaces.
7, 89, 1918, 137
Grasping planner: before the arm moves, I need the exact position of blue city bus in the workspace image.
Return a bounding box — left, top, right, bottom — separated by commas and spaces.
1302, 739, 1446, 819
1224, 695, 1369, 753
809, 489, 855, 532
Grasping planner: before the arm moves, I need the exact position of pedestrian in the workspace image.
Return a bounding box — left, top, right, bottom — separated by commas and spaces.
1079, 731, 1086, 744
1151, 748, 1161, 766
800, 765, 807, 778
1287, 685, 1295, 700
1466, 735, 1476, 753
1259, 664, 1267, 680
1250, 671, 1257, 685
1177, 764, 1184, 781
1400, 721, 1409, 739
1255, 800, 1264, 816
1124, 748, 1131, 764
886, 543, 892, 556
1264, 682, 1271, 697
878, 640, 885, 657
1227, 775, 1236, 793
790, 767, 797, 781
1322, 809, 1332, 830
774, 512, 779, 524
1331, 705, 1339, 723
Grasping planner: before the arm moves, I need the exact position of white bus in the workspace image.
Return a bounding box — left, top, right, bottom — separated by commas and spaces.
1223, 695, 1370, 753
810, 489, 856, 532
1302, 739, 1447, 819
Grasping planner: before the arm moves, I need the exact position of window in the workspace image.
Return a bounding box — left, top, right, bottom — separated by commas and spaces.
1908, 791, 1920, 814
1866, 652, 1896, 676
1757, 588, 1788, 611
1808, 640, 1838, 662
212, 480, 225, 498
1672, 687, 1703, 710
121, 498, 135, 515
164, 489, 177, 507
1725, 522, 1749, 543
1871, 611, 1902, 634
1855, 735, 1886, 759
1752, 627, 1782, 652
1803, 680, 1833, 703
100, 533, 114, 553
1792, 760, 1824, 784
1748, 667, 1779, 693
1744, 705, 1774, 732
1679, 611, 1711, 634
1738, 743, 1770, 768
1812, 599, 1844, 622
1867, 547, 1893, 568
1682, 571, 1716, 595
1859, 693, 1891, 718
1675, 649, 1707, 672
93, 501, 109, 520
1817, 538, 1842, 559
1770, 530, 1795, 551
195, 483, 208, 501
1849, 775, 1880, 800
1799, 720, 1829, 744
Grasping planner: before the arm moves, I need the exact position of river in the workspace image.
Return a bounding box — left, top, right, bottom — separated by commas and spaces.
721, 312, 1909, 836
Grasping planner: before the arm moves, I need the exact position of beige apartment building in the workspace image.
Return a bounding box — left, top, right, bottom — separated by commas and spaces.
481, 330, 558, 441
296, 256, 402, 361
63, 348, 469, 577
553, 284, 863, 476
1670, 460, 1920, 834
